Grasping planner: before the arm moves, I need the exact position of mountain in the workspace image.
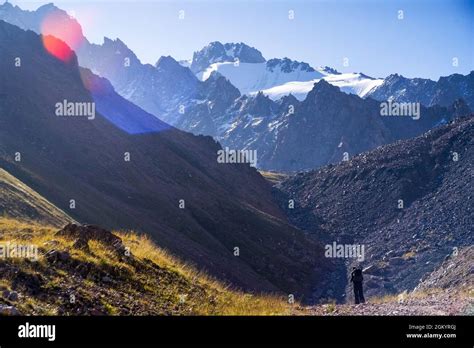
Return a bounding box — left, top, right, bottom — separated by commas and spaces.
190, 41, 266, 74
0, 2, 202, 124
279, 116, 474, 297
0, 168, 74, 227
0, 217, 296, 315
3, 216, 469, 316
367, 72, 474, 109
0, 164, 298, 315
173, 71, 241, 136
0, 2, 382, 163
0, 20, 332, 300
5, 2, 464, 112
81, 39, 201, 124
219, 80, 389, 171
191, 41, 382, 100
191, 41, 473, 108
0, 2, 82, 39
196, 56, 326, 97
260, 72, 383, 101
415, 246, 473, 292
2, 3, 471, 174
210, 80, 469, 171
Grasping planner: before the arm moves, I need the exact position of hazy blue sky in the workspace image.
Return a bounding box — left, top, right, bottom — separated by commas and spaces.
10, 0, 474, 79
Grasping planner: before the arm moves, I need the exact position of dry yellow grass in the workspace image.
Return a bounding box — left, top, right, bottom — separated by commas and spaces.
0, 217, 296, 315
402, 251, 416, 260
118, 230, 296, 315
0, 168, 74, 227
370, 294, 400, 304
258, 170, 290, 185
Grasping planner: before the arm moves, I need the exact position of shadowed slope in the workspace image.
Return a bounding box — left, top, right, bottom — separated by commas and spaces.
0, 21, 330, 300
280, 116, 473, 297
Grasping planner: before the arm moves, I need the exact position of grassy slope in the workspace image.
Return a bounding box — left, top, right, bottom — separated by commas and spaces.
1, 168, 470, 316
0, 168, 74, 227
0, 167, 294, 315
0, 217, 296, 315
259, 171, 290, 185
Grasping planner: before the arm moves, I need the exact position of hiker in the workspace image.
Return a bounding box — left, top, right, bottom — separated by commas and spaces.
350, 266, 365, 304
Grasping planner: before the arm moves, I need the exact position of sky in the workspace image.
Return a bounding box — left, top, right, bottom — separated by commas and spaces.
9, 0, 474, 80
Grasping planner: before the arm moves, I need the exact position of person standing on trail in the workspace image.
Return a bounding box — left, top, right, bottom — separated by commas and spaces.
351, 266, 365, 304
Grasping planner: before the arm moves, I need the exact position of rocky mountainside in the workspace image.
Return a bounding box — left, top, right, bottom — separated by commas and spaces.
0, 3, 382, 113
196, 57, 326, 97
0, 20, 332, 300
415, 246, 473, 292
306, 246, 473, 315
279, 116, 473, 299
0, 218, 299, 315
191, 41, 385, 101
82, 39, 201, 125
0, 3, 204, 124
79, 38, 204, 125
214, 80, 469, 171
190, 41, 266, 74
173, 71, 241, 136
219, 81, 388, 171
367, 72, 474, 110
189, 40, 383, 101
4, 216, 467, 316
0, 2, 76, 36
2, 3, 472, 175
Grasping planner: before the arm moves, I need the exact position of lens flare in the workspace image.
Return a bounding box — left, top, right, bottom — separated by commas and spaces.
42, 35, 75, 62
41, 11, 84, 62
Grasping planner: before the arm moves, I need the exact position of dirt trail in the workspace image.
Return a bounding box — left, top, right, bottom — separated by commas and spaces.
303, 289, 473, 316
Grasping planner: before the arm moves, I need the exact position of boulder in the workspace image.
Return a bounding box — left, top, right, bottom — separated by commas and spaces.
56, 224, 129, 256
8, 291, 19, 302
0, 305, 20, 316
45, 250, 71, 263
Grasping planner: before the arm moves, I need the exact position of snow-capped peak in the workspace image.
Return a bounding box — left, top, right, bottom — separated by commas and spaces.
178, 59, 192, 68
318, 66, 341, 75
190, 41, 265, 73
257, 72, 383, 101
266, 58, 316, 73
191, 42, 383, 101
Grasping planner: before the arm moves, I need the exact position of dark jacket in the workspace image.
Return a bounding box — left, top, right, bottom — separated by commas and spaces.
351, 269, 363, 283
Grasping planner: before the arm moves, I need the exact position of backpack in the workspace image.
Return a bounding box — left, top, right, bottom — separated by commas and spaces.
353, 268, 363, 282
